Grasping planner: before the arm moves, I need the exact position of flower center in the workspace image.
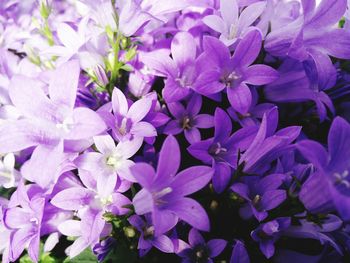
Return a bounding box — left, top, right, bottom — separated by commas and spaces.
106, 154, 122, 169
100, 195, 114, 206
56, 117, 74, 133
221, 71, 242, 87
30, 217, 39, 225
333, 170, 350, 195
143, 225, 155, 239
153, 187, 173, 206
228, 24, 238, 40
253, 195, 261, 205
117, 117, 131, 136
0, 170, 12, 179
209, 142, 227, 157
193, 245, 210, 262
93, 194, 114, 210
182, 116, 192, 130
176, 76, 191, 89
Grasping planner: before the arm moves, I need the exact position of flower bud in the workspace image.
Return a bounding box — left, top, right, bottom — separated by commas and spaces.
39, 0, 52, 19
94, 65, 109, 87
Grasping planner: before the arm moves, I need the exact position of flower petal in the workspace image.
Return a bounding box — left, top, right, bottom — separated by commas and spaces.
227, 83, 252, 115
244, 65, 279, 85
156, 135, 180, 182
168, 197, 210, 231
51, 187, 95, 210
207, 239, 227, 257
171, 32, 196, 68
48, 60, 80, 110
127, 98, 152, 123
170, 166, 213, 196
112, 88, 129, 116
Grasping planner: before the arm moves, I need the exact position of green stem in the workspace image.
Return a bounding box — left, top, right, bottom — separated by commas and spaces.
110, 32, 122, 85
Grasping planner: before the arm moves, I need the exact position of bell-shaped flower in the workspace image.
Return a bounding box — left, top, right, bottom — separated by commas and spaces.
3, 182, 45, 262
164, 94, 214, 144
51, 170, 131, 258
102, 88, 156, 141
141, 32, 222, 103
176, 228, 227, 263
0, 153, 19, 188
128, 214, 174, 257
200, 29, 279, 114
231, 174, 287, 221
188, 108, 257, 193
251, 217, 291, 258
203, 0, 266, 46
0, 60, 106, 188
75, 134, 143, 197
297, 117, 350, 220
131, 135, 213, 235
265, 0, 350, 90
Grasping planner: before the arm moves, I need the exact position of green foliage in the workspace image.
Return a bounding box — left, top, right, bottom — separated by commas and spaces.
102, 240, 137, 263
19, 252, 56, 263
63, 248, 97, 263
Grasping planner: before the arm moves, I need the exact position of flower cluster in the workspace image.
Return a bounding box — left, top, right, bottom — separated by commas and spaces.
0, 0, 350, 262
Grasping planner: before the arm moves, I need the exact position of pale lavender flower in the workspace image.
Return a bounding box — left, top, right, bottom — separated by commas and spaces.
101, 88, 156, 141
4, 181, 45, 262
75, 134, 143, 196
203, 0, 266, 46
51, 170, 130, 258
0, 153, 19, 188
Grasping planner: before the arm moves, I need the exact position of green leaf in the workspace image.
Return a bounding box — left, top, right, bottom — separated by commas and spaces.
120, 64, 133, 72
20, 254, 34, 263
124, 46, 137, 62
102, 240, 137, 263
63, 248, 97, 263
41, 253, 56, 263
19, 252, 56, 263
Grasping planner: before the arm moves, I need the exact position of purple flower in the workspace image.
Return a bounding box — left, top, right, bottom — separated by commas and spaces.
203, 0, 266, 46
93, 237, 116, 262
141, 32, 222, 102
128, 214, 174, 256
0, 60, 107, 188
164, 94, 214, 144
75, 134, 143, 196
51, 170, 130, 258
265, 0, 350, 90
230, 240, 250, 263
188, 107, 257, 193
231, 173, 287, 221
0, 153, 19, 188
282, 214, 343, 254
101, 88, 156, 141
239, 107, 301, 174
264, 58, 334, 121
3, 181, 45, 262
42, 23, 88, 66
227, 88, 275, 127
298, 117, 350, 220
200, 29, 279, 114
0, 60, 106, 152
177, 228, 227, 263
251, 217, 291, 258
0, 198, 10, 263
117, 0, 190, 37
131, 135, 213, 235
